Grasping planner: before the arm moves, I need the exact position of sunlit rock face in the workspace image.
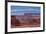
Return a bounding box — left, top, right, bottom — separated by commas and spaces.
11, 15, 40, 28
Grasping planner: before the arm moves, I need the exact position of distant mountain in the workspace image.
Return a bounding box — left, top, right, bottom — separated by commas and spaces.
11, 13, 40, 16
24, 13, 40, 15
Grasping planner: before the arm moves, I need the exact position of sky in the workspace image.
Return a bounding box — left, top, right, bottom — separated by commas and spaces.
11, 6, 40, 16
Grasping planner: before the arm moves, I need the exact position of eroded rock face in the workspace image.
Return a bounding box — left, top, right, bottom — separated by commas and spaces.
11, 16, 21, 26
11, 15, 40, 28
